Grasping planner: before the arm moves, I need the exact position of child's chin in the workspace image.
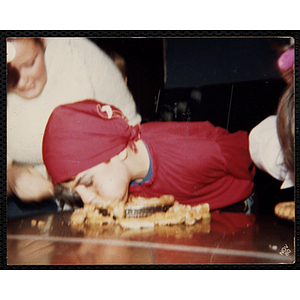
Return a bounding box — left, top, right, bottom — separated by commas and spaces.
19, 89, 40, 99
20, 83, 45, 99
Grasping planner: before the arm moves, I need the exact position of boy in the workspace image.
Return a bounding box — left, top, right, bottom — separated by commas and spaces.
43, 100, 255, 210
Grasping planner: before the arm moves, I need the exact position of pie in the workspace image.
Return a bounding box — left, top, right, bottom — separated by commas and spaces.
70, 194, 210, 229
274, 201, 295, 221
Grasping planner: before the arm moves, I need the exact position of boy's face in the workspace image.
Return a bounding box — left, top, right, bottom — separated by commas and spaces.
61, 155, 131, 205
8, 38, 47, 99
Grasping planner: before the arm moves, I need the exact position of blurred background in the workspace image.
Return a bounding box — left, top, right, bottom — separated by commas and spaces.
91, 37, 289, 126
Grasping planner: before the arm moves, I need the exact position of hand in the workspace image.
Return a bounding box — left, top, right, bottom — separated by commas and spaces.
7, 164, 54, 202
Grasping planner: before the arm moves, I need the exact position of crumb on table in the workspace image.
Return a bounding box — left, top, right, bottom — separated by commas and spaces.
37, 220, 46, 229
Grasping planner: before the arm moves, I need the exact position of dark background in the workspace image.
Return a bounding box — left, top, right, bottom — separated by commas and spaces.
90, 38, 165, 122
164, 38, 286, 88
90, 37, 290, 127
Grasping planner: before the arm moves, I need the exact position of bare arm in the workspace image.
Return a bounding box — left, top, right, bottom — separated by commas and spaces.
7, 163, 54, 202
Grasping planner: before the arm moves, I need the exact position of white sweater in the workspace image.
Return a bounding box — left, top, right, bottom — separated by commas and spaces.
7, 38, 141, 176
249, 115, 294, 189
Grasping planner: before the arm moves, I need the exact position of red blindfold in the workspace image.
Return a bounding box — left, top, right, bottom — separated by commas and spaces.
42, 99, 141, 183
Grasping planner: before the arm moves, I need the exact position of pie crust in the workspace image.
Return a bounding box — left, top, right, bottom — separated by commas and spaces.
274, 201, 295, 221
70, 194, 210, 229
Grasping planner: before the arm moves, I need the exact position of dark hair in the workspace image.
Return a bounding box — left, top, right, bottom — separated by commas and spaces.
276, 82, 294, 173
108, 50, 127, 80
6, 38, 44, 90
7, 63, 20, 90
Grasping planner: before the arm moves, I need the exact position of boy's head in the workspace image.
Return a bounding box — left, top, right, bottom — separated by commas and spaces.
108, 50, 128, 83
7, 38, 47, 99
43, 100, 141, 184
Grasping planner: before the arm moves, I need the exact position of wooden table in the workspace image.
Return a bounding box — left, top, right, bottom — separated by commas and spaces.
7, 210, 295, 265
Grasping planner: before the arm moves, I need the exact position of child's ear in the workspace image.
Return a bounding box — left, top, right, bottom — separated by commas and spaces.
118, 148, 128, 161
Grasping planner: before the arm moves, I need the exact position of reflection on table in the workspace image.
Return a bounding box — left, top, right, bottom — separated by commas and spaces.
7, 210, 294, 265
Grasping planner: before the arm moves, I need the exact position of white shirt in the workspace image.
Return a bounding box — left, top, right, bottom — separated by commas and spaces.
7, 38, 141, 177
249, 115, 294, 189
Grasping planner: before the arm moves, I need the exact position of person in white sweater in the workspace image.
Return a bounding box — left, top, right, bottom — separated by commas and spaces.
249, 45, 294, 190
7, 37, 141, 203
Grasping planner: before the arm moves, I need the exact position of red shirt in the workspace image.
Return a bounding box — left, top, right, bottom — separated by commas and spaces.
129, 121, 255, 210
